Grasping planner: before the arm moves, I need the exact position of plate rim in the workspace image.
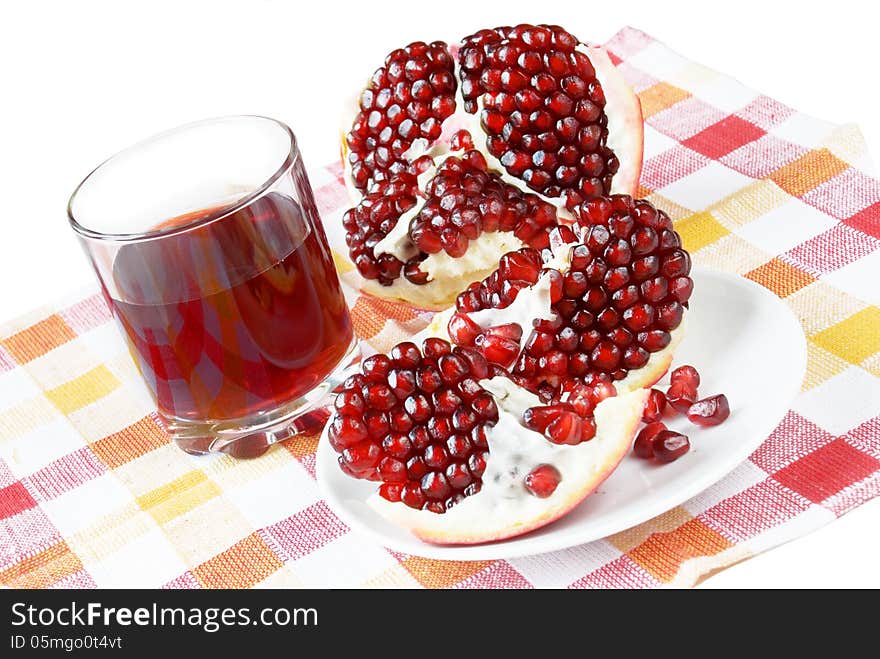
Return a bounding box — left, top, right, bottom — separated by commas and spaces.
316, 267, 807, 560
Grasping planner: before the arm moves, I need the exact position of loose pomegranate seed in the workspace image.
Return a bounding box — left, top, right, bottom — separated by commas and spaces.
458, 24, 619, 207
642, 389, 667, 423
652, 430, 690, 463
687, 394, 730, 427
670, 365, 700, 390
329, 338, 500, 513
666, 382, 696, 414
633, 421, 667, 459
524, 464, 562, 498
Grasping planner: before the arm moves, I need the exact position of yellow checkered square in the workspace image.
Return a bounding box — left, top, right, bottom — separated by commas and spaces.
676, 211, 731, 252
68, 503, 156, 563
45, 366, 120, 415
136, 470, 222, 525
861, 351, 880, 379
0, 395, 59, 440
811, 307, 880, 365
708, 180, 791, 229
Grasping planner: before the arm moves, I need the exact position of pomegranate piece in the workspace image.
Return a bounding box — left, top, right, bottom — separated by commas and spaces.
342, 175, 419, 285
458, 24, 619, 208
450, 195, 692, 393
642, 388, 667, 422
670, 365, 700, 390
687, 394, 730, 427
329, 338, 498, 513
344, 153, 561, 287
633, 421, 666, 459
346, 41, 456, 192
652, 430, 690, 463
524, 464, 562, 498
410, 151, 559, 257
666, 382, 696, 414
339, 24, 644, 305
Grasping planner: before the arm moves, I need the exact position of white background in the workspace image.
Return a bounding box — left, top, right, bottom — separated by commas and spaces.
2, 0, 878, 587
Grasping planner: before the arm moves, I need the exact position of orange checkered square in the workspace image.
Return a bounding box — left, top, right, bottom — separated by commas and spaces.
1, 315, 76, 364
745, 258, 816, 297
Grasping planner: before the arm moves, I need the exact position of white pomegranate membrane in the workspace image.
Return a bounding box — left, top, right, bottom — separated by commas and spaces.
341, 23, 644, 310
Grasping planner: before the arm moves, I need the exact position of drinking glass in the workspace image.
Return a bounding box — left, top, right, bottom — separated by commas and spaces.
68, 116, 358, 458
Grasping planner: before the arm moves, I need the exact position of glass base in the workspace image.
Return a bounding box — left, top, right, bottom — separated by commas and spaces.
159, 340, 361, 459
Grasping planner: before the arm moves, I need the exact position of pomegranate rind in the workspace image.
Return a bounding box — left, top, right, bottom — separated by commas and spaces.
367, 383, 647, 545
586, 45, 643, 197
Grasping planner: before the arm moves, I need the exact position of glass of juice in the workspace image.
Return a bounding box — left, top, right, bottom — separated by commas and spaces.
68, 116, 358, 458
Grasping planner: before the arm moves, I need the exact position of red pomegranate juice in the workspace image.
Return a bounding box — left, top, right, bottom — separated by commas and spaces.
106, 192, 353, 422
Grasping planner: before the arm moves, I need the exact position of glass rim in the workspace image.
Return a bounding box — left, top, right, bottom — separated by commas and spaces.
67, 115, 298, 243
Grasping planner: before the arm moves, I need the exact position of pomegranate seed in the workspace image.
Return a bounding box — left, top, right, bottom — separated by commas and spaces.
390, 341, 421, 368
666, 382, 696, 414
653, 430, 690, 463
329, 415, 368, 449
524, 464, 562, 498
475, 332, 521, 367
670, 365, 700, 390
445, 462, 473, 489
467, 451, 487, 478
378, 457, 407, 482
633, 421, 667, 459
687, 394, 730, 427
447, 313, 481, 346
379, 483, 403, 502
522, 403, 570, 432
642, 389, 667, 423
401, 482, 426, 509
383, 433, 411, 458
341, 441, 381, 472
545, 411, 583, 445
334, 390, 365, 416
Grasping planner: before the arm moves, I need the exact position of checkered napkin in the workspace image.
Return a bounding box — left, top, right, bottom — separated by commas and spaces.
2, 27, 879, 589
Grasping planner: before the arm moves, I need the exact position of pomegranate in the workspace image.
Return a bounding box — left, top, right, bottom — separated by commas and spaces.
340, 24, 644, 309
442, 194, 691, 397
328, 337, 647, 544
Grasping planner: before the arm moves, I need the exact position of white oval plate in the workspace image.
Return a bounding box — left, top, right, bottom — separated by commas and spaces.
316, 267, 807, 560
